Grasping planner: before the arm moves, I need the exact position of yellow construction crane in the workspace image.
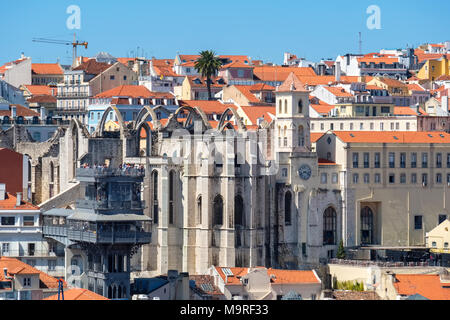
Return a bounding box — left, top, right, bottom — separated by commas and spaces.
32, 33, 88, 67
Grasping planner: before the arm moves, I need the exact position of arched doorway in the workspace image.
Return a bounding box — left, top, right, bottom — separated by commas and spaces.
360, 206, 374, 245
285, 191, 292, 225
323, 207, 337, 245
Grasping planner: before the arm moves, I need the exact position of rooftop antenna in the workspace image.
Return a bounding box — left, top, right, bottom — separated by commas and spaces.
359, 32, 362, 55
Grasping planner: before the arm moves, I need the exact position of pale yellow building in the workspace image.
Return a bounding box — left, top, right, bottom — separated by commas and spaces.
316, 131, 450, 247
426, 219, 450, 253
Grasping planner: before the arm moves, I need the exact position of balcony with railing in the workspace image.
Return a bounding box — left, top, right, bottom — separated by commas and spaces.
57, 92, 90, 98
76, 167, 145, 179
75, 199, 146, 211
0, 249, 65, 258
66, 221, 151, 244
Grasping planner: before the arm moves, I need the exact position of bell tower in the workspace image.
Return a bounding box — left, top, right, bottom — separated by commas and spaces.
275, 72, 311, 154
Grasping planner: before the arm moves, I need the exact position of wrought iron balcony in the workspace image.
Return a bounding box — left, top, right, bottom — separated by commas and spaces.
67, 229, 151, 244
76, 167, 146, 178
75, 199, 146, 211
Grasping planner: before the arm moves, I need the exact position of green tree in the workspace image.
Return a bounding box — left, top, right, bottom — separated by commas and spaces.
194, 50, 222, 100
337, 240, 346, 259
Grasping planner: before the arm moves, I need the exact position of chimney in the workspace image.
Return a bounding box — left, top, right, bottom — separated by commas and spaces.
3, 268, 7, 278
11, 105, 16, 118
16, 192, 22, 207
335, 62, 341, 82
0, 183, 5, 201
21, 52, 25, 60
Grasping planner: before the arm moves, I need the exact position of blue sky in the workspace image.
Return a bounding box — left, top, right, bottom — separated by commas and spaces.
1, 0, 449, 66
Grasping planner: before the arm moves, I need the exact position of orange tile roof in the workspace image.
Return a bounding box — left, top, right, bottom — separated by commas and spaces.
376, 77, 407, 88
324, 86, 353, 97
0, 104, 40, 118
414, 49, 450, 63
311, 104, 335, 115
366, 85, 385, 90
221, 61, 253, 69
214, 267, 320, 285
240, 105, 275, 124
23, 85, 54, 96
117, 57, 136, 66
394, 274, 450, 300
357, 57, 399, 64
186, 76, 225, 88
436, 75, 450, 81
178, 100, 231, 115
253, 66, 316, 82
249, 83, 275, 92
31, 63, 63, 75
152, 58, 174, 67
0, 257, 65, 289
277, 72, 308, 92
43, 288, 109, 300
153, 65, 181, 78
334, 131, 450, 144
393, 107, 418, 116
0, 192, 39, 210
233, 85, 261, 103
73, 59, 111, 75
406, 83, 426, 92
95, 85, 153, 99
267, 268, 320, 284
28, 95, 57, 104
311, 132, 325, 142
298, 75, 364, 86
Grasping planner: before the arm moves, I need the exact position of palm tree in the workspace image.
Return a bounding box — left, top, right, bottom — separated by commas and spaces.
194, 50, 222, 100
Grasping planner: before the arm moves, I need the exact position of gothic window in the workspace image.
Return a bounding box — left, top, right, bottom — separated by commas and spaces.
197, 196, 202, 225
278, 100, 282, 113
213, 195, 224, 226
234, 195, 244, 227
360, 206, 374, 245
285, 191, 292, 226
323, 207, 337, 245
284, 99, 288, 113
234, 195, 244, 248
169, 170, 175, 225
152, 170, 159, 224
298, 99, 303, 113
298, 125, 305, 147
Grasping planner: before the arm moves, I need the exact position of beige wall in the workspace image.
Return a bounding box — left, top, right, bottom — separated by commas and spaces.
90, 62, 137, 96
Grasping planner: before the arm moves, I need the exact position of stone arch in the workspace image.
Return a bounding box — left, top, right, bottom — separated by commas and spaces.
172, 106, 205, 129
193, 107, 212, 130
135, 105, 162, 131
95, 106, 127, 137
217, 107, 246, 132
135, 121, 152, 157
213, 194, 224, 227
323, 206, 337, 245
360, 206, 374, 245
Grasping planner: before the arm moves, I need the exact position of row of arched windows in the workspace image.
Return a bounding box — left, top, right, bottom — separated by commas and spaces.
151, 169, 245, 230
108, 284, 127, 299
277, 125, 305, 147
285, 191, 374, 246
278, 99, 304, 114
